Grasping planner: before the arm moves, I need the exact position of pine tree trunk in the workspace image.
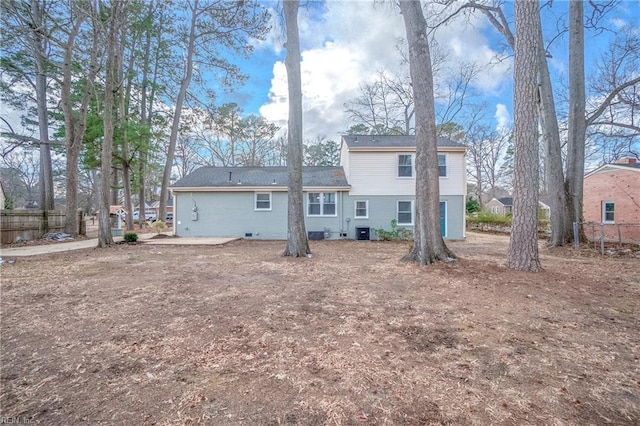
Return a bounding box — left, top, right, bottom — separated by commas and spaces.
398, 0, 455, 266
98, 0, 123, 248
507, 0, 542, 272
63, 6, 99, 235
283, 0, 310, 257
30, 0, 54, 211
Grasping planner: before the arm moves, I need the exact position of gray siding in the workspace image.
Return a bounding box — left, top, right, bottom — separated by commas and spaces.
174, 191, 348, 240
344, 195, 466, 240
174, 192, 287, 239
174, 191, 465, 240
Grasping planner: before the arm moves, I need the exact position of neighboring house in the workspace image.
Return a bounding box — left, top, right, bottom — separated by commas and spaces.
171, 135, 468, 240
583, 157, 640, 242
485, 196, 550, 219
150, 196, 174, 221
486, 197, 514, 216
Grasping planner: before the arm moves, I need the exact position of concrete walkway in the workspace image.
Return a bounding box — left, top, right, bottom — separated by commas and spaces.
0, 234, 238, 257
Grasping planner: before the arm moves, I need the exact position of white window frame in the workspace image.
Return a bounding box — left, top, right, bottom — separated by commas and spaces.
354, 200, 369, 219
307, 192, 337, 217
397, 200, 414, 226
602, 201, 615, 223
254, 192, 272, 211
438, 153, 447, 177
397, 154, 413, 178
440, 201, 447, 238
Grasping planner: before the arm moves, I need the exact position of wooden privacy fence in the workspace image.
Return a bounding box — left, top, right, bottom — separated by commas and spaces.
0, 210, 85, 244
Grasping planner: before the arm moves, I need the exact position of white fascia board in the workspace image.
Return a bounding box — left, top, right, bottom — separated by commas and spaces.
171, 185, 351, 193
346, 146, 467, 153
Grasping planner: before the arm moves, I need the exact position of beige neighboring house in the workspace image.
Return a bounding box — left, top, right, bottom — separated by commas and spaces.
485, 196, 550, 218
583, 157, 640, 242
485, 197, 514, 216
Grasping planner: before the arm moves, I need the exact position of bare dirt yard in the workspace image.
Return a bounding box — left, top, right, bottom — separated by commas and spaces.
1, 232, 638, 425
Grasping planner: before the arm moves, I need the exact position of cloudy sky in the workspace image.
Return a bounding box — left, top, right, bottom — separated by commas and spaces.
217, 0, 639, 141
228, 0, 513, 140
2, 1, 637, 144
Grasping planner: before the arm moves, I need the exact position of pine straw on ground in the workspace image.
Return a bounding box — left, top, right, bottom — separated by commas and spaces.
1, 232, 638, 425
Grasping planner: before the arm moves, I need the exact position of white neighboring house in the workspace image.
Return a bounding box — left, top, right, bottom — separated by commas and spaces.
170, 135, 467, 240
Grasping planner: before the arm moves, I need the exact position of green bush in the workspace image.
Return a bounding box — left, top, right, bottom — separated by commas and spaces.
466, 198, 480, 214
124, 232, 138, 243
467, 211, 512, 225
373, 219, 413, 241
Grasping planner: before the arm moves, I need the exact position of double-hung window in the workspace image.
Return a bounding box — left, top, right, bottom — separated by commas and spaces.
397, 201, 413, 225
602, 201, 615, 223
398, 154, 413, 177
354, 200, 369, 219
307, 192, 336, 216
255, 192, 271, 211
438, 154, 447, 177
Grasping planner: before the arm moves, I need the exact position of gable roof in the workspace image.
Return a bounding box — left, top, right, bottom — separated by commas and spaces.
497, 197, 513, 206
171, 166, 350, 190
341, 134, 466, 150
585, 162, 640, 178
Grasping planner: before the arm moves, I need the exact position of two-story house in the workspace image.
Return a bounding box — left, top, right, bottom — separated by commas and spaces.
170, 135, 467, 240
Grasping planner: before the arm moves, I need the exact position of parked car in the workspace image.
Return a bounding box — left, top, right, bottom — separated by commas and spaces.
136, 211, 157, 221
165, 212, 173, 222
123, 211, 157, 222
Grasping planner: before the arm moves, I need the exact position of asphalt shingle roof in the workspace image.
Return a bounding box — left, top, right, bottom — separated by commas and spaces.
172, 166, 350, 188
341, 134, 466, 148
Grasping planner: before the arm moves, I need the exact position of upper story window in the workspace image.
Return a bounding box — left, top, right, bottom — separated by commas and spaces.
255, 192, 272, 211
398, 153, 446, 177
398, 154, 413, 177
602, 201, 615, 223
308, 192, 336, 216
438, 154, 447, 177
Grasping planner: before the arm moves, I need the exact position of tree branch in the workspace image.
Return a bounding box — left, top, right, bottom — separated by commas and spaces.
586, 76, 640, 126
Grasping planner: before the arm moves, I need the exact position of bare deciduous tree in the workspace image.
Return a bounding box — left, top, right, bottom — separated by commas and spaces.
564, 0, 587, 243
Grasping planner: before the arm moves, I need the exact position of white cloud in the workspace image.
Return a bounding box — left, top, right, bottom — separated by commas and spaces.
260, 0, 512, 139
495, 103, 511, 132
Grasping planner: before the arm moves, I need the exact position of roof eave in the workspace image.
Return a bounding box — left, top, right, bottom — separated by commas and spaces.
346, 146, 467, 152
584, 164, 640, 178
171, 185, 351, 192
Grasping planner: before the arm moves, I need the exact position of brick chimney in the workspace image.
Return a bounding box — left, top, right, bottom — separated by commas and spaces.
614, 157, 637, 165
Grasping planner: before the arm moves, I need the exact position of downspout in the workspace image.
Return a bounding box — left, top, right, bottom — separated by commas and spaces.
340, 190, 345, 238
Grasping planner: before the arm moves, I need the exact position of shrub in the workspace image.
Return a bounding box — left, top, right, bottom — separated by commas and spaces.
373, 219, 413, 241
124, 232, 138, 243
150, 220, 167, 234
466, 198, 480, 214
467, 211, 512, 225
